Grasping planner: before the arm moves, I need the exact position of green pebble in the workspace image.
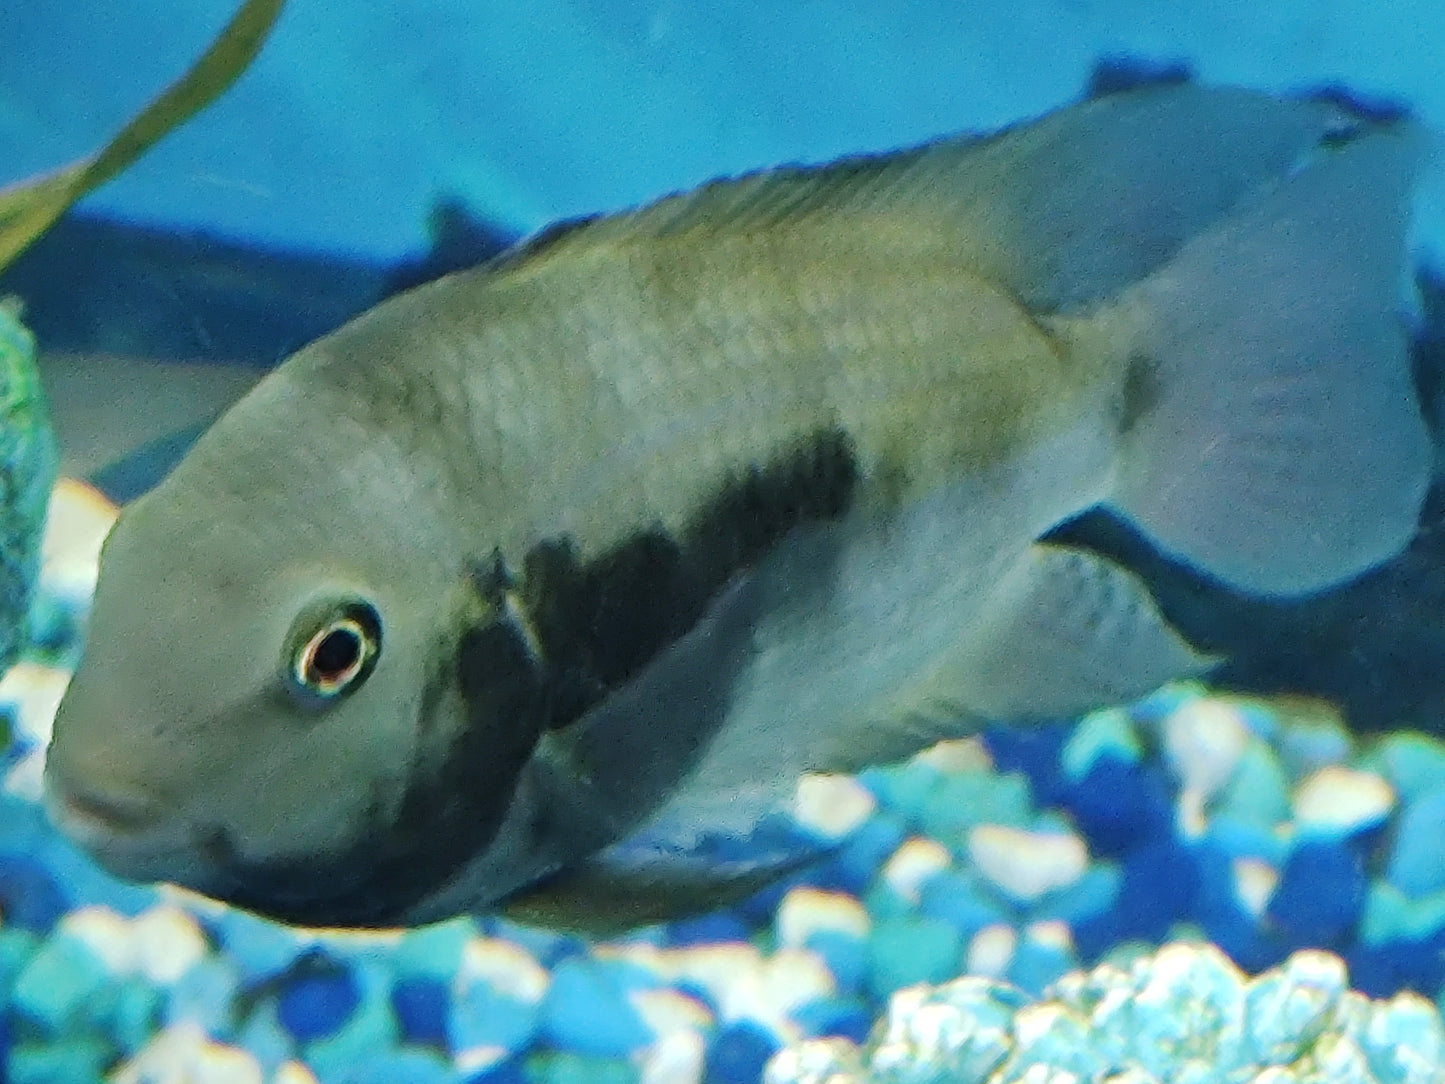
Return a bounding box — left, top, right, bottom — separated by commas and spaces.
1361, 881, 1412, 945
531, 1051, 640, 1084
106, 979, 162, 1055
1061, 708, 1141, 782
920, 771, 1034, 843
869, 760, 946, 826
0, 925, 39, 987
11, 933, 109, 1034
1362, 732, 1445, 806
1215, 740, 1290, 827
867, 916, 964, 1001
392, 917, 475, 980
862, 880, 915, 923
7, 1038, 112, 1084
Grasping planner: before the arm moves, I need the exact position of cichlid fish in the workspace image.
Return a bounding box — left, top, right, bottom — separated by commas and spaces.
44, 85, 1432, 930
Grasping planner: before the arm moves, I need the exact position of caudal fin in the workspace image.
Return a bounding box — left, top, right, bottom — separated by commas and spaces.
1102, 120, 1432, 596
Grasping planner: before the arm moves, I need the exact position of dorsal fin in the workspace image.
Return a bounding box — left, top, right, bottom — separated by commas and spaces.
500, 85, 1341, 312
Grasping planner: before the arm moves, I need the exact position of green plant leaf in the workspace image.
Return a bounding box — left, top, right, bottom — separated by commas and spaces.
0, 0, 286, 273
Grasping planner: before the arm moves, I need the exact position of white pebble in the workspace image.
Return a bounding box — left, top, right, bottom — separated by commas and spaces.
132, 903, 210, 985
793, 773, 876, 838
966, 923, 1017, 979
1293, 766, 1395, 835
113, 1021, 263, 1084
881, 837, 951, 901
59, 906, 138, 974
639, 1028, 707, 1084
39, 477, 117, 602
0, 662, 72, 743
1022, 919, 1075, 956
967, 825, 1088, 902
630, 987, 713, 1039
775, 886, 871, 949
1233, 857, 1279, 919
271, 1064, 320, 1084
915, 737, 993, 773
1162, 698, 1251, 798
759, 948, 836, 1016
455, 937, 550, 1003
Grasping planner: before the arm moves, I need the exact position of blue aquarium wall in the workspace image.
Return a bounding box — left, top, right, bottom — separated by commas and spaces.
4, 2, 1445, 1083
2, 0, 1443, 264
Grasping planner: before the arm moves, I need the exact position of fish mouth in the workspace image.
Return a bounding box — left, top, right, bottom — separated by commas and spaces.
43, 774, 161, 845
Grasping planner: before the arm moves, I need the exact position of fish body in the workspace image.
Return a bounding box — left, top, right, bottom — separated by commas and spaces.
45, 85, 1431, 929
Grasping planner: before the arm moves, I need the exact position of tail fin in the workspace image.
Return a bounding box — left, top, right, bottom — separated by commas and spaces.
1101, 122, 1431, 596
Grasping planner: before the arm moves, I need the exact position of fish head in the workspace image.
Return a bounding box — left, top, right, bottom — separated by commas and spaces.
44, 367, 526, 928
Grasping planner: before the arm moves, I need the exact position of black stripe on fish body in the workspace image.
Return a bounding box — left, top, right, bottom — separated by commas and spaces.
518, 426, 860, 729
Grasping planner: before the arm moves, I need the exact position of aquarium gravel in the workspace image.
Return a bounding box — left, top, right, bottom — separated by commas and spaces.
5, 483, 1445, 1082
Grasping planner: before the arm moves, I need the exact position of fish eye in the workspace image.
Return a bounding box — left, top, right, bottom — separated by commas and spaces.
285, 599, 382, 706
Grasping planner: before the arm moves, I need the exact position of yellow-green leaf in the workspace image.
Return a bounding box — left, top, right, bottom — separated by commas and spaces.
0, 0, 286, 273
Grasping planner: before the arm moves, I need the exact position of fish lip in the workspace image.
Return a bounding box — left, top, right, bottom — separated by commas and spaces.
44, 777, 161, 843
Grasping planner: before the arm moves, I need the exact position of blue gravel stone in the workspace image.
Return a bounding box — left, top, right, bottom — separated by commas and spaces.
465, 1056, 529, 1084
790, 995, 872, 1044
705, 1020, 781, 1084
234, 1000, 296, 1076
1118, 838, 1199, 938
448, 976, 539, 1060
918, 770, 1033, 842
1033, 864, 1121, 927
916, 869, 1007, 936
305, 961, 399, 1072
392, 919, 474, 981
0, 852, 69, 931
1204, 813, 1289, 866
1347, 928, 1445, 1000
803, 929, 868, 994
665, 911, 753, 946
1367, 733, 1445, 806
533, 1052, 640, 1084
1060, 708, 1141, 783
105, 978, 161, 1055
277, 955, 362, 1044
315, 1047, 455, 1084
858, 760, 941, 824
828, 813, 906, 891
11, 932, 108, 1033
392, 975, 450, 1046
1388, 789, 1445, 898
1266, 838, 1367, 946
165, 956, 240, 1037
0, 925, 39, 988
867, 915, 964, 1001
1063, 757, 1174, 858
1074, 838, 1197, 957
983, 722, 1072, 808
541, 957, 653, 1057
1007, 927, 1077, 997
213, 909, 305, 986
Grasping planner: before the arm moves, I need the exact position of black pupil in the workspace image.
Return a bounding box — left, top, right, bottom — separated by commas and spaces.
311, 626, 361, 681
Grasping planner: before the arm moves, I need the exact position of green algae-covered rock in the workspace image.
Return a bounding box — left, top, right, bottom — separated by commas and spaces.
0, 299, 55, 675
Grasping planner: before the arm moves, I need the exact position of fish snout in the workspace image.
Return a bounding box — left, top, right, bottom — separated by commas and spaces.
45, 771, 159, 841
